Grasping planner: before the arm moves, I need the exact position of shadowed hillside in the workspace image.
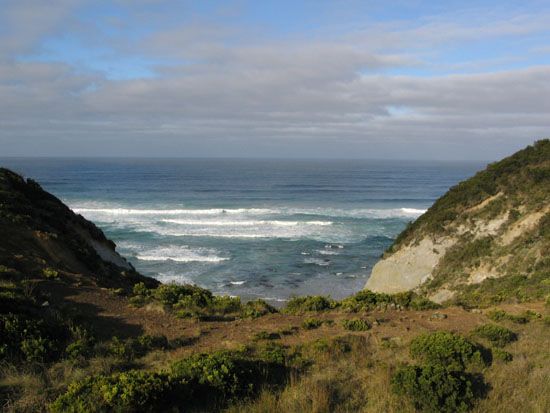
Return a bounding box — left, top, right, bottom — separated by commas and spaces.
0, 167, 157, 289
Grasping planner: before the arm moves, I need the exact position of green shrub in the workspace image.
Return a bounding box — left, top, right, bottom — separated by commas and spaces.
42, 267, 59, 279
487, 309, 534, 324
284, 296, 337, 313
301, 318, 323, 330
107, 335, 168, 360
0, 313, 66, 363
170, 351, 287, 404
492, 348, 513, 362
409, 296, 441, 310
341, 318, 371, 331
340, 290, 439, 312
50, 370, 185, 413
210, 295, 242, 314
253, 331, 281, 341
241, 299, 277, 318
340, 290, 392, 311
255, 343, 287, 364
473, 324, 517, 347
52, 350, 289, 412
409, 331, 485, 371
129, 282, 152, 307
392, 364, 477, 413
20, 337, 54, 362
154, 283, 212, 307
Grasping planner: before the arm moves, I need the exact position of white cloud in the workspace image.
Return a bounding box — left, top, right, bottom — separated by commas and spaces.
0, 2, 549, 159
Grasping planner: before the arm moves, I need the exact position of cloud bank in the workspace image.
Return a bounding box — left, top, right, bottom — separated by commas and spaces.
1, 0, 549, 159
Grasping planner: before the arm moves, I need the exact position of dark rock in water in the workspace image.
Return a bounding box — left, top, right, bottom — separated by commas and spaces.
0, 167, 157, 289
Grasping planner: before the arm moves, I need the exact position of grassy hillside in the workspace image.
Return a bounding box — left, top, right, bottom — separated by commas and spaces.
374, 140, 550, 304
1, 167, 549, 412
389, 139, 549, 251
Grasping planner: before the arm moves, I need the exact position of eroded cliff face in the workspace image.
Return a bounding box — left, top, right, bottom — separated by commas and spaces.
365, 238, 453, 294
365, 140, 550, 303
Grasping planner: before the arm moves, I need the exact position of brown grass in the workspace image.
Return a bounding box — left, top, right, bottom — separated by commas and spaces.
1, 298, 548, 412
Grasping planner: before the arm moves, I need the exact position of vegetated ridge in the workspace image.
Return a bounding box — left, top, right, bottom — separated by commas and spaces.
365, 139, 550, 305
0, 167, 157, 290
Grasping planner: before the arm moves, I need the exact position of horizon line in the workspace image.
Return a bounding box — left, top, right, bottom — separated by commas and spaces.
0, 155, 490, 163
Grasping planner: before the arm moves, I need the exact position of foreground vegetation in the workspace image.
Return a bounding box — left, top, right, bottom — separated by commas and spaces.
1, 272, 548, 412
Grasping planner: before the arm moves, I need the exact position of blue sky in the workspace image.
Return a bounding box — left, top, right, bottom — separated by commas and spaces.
1, 0, 549, 159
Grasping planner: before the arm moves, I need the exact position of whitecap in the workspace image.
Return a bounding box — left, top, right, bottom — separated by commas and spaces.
304, 258, 331, 266
161, 219, 332, 227
135, 245, 228, 263
73, 207, 276, 216
317, 250, 339, 255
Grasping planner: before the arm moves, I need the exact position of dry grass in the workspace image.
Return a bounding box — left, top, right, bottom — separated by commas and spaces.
227, 305, 549, 413
1, 302, 548, 412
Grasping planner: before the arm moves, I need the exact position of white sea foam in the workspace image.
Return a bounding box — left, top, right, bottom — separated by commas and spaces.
317, 249, 339, 255
72, 205, 426, 220
229, 281, 246, 285
304, 258, 331, 266
70, 203, 425, 243
135, 245, 228, 263
154, 273, 194, 284
161, 219, 332, 227
73, 207, 276, 216
260, 297, 289, 302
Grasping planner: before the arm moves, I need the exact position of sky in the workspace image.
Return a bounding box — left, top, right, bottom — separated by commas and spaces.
1, 0, 549, 160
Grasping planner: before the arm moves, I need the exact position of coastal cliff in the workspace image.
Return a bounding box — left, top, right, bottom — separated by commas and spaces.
366, 139, 550, 303
0, 167, 157, 289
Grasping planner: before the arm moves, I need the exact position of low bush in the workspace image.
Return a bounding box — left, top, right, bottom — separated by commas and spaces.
254, 342, 287, 365
340, 290, 392, 311
301, 318, 323, 330
253, 331, 281, 341
409, 331, 485, 371
473, 324, 517, 347
486, 309, 538, 324
284, 296, 337, 313
341, 318, 371, 331
130, 283, 277, 320
107, 335, 168, 360
154, 283, 213, 307
392, 363, 477, 413
42, 267, 59, 279
340, 290, 439, 312
392, 331, 489, 412
241, 299, 277, 318
52, 350, 289, 412
50, 369, 185, 413
492, 348, 513, 363
0, 313, 68, 363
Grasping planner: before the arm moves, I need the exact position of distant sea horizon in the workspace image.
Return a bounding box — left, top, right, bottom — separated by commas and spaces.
0, 157, 484, 303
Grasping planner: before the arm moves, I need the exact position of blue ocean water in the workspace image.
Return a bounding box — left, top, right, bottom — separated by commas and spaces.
0, 158, 483, 302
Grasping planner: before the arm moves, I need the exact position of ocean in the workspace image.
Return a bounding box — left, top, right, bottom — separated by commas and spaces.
0, 158, 483, 303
